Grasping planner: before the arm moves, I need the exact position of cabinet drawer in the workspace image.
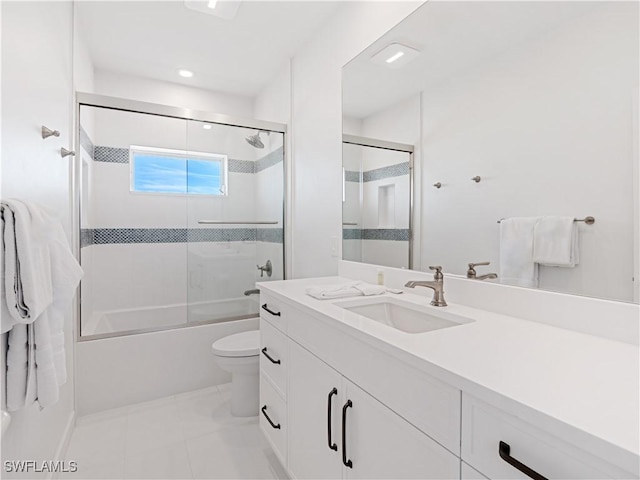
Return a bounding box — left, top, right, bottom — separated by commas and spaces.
461, 393, 631, 479
260, 293, 288, 333
260, 318, 287, 398
260, 376, 287, 467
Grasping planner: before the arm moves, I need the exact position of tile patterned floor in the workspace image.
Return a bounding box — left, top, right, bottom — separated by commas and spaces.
63, 384, 287, 480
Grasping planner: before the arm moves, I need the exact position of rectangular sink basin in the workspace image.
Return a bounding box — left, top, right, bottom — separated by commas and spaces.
334, 297, 473, 334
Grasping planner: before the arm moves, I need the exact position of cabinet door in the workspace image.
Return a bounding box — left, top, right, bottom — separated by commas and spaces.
288, 340, 343, 480
343, 380, 460, 480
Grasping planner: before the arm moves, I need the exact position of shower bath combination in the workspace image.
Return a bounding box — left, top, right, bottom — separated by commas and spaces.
77, 94, 286, 340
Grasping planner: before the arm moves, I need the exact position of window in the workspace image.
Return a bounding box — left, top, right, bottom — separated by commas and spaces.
130, 146, 227, 195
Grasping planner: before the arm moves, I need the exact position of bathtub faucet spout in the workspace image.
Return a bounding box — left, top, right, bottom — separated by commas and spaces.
244, 289, 260, 296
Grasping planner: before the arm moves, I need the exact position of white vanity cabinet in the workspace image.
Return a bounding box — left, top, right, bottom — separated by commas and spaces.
287, 338, 459, 480
259, 287, 638, 480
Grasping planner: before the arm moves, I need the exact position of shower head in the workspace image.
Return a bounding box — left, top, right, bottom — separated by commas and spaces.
245, 131, 264, 149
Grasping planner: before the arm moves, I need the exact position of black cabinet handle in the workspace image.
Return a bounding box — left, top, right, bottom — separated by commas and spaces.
327, 388, 338, 451
262, 304, 281, 316
261, 347, 281, 364
499, 441, 548, 480
341, 400, 353, 468
261, 405, 281, 430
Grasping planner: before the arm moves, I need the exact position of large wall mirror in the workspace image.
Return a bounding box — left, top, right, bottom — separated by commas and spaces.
343, 1, 639, 303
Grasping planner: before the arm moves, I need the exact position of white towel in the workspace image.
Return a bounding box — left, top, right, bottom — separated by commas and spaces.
1, 200, 53, 331
499, 217, 539, 288
2, 199, 83, 410
306, 281, 401, 300
533, 216, 579, 267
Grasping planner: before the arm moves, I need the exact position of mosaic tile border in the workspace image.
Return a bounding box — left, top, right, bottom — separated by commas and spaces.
81, 227, 284, 246
94, 146, 129, 164
257, 228, 283, 243
344, 170, 361, 182
345, 161, 410, 183
256, 146, 284, 173
80, 228, 94, 248
342, 228, 410, 241
228, 159, 255, 174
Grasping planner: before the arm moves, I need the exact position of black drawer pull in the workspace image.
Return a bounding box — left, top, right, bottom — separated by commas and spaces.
342, 400, 353, 468
262, 304, 281, 316
261, 347, 281, 365
327, 388, 338, 451
499, 441, 548, 480
261, 405, 281, 430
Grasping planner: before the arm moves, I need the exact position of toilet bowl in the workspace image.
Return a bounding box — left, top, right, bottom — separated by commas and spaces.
211, 330, 260, 417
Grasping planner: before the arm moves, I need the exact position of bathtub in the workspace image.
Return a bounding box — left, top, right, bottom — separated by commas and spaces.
83, 296, 259, 336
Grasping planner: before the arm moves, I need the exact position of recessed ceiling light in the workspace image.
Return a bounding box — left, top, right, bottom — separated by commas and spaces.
184, 0, 242, 20
178, 69, 194, 78
203, 124, 212, 130
386, 51, 405, 64
371, 43, 420, 69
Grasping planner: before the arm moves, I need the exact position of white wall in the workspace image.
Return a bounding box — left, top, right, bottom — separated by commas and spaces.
1, 1, 76, 474
94, 70, 254, 119
420, 3, 638, 302
289, 1, 422, 278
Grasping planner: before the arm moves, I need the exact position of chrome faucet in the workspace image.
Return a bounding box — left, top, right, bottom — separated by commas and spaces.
405, 266, 447, 307
466, 262, 498, 281
244, 288, 260, 296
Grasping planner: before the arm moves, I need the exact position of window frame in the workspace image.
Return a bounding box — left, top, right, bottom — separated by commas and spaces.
129, 145, 229, 197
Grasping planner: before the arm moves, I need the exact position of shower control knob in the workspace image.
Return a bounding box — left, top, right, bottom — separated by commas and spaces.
257, 260, 273, 278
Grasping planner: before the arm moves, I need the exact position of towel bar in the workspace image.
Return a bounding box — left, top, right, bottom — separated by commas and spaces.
197, 220, 278, 225
497, 216, 595, 225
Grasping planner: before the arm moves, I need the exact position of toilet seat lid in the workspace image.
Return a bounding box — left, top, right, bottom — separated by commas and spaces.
212, 330, 260, 357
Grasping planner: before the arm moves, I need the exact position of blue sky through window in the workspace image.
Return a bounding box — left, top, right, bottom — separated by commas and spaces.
132, 151, 223, 195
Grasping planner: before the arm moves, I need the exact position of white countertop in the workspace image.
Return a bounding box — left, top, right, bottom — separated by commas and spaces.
259, 276, 639, 473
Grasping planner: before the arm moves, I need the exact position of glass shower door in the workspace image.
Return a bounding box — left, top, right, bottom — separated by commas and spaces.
185, 120, 284, 324
78, 105, 189, 337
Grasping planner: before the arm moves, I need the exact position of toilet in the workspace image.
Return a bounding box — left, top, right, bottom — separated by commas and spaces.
211, 330, 260, 417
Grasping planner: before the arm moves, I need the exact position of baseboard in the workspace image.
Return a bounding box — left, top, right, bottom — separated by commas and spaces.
49, 410, 75, 480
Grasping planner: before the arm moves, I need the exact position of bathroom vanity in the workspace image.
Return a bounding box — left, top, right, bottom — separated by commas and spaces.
257, 275, 638, 480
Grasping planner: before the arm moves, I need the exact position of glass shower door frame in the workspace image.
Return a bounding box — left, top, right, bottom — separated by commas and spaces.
73, 92, 287, 342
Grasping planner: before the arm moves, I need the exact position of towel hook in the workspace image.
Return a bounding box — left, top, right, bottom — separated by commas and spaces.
60, 148, 75, 158
42, 126, 60, 139
471, 176, 481, 183
433, 182, 442, 189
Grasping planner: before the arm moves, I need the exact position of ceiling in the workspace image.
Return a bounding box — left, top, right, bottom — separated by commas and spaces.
76, 1, 341, 98
343, 1, 602, 119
